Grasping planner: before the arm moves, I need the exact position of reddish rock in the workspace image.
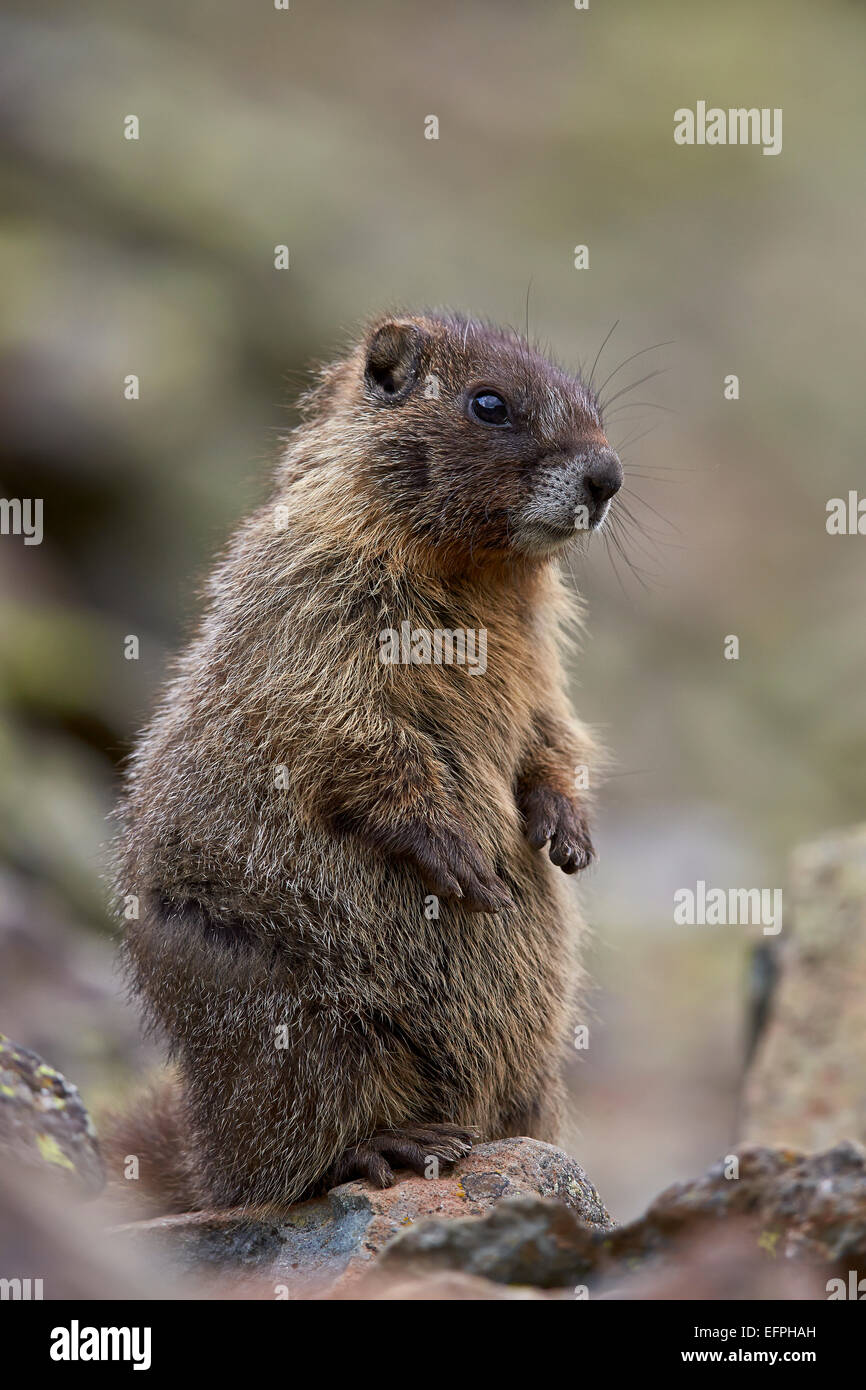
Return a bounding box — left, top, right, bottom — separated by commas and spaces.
109, 1137, 866, 1299
375, 1141, 866, 1295
112, 1137, 612, 1296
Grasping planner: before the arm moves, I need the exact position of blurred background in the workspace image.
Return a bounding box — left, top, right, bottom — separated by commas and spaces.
0, 0, 864, 1220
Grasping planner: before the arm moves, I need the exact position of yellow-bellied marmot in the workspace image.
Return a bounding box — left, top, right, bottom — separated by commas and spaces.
110, 312, 623, 1212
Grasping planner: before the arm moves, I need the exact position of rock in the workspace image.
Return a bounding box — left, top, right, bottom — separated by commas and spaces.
0, 1034, 104, 1197
741, 825, 866, 1150
366, 1220, 822, 1301
111, 1137, 612, 1296
373, 1142, 866, 1294
375, 1193, 596, 1289
605, 1141, 866, 1270
106, 1133, 866, 1299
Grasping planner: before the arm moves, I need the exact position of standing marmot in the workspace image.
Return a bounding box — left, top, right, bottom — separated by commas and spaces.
110, 312, 622, 1213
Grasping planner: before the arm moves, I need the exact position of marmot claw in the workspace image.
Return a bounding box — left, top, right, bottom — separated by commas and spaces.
520, 786, 595, 874
323, 1122, 478, 1189
376, 814, 514, 913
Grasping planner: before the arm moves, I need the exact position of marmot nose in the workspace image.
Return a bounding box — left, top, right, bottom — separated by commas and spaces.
583, 448, 623, 506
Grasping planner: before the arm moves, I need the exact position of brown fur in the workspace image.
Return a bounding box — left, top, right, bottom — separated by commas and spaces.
107, 312, 620, 1214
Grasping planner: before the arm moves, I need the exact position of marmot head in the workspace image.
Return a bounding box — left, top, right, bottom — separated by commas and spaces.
296, 311, 623, 568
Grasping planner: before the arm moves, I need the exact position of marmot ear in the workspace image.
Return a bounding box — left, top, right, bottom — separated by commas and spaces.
364, 321, 425, 402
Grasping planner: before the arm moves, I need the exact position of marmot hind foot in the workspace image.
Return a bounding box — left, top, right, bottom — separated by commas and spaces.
323, 1122, 477, 1190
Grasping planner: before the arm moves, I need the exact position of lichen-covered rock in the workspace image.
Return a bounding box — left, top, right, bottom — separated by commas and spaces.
109, 1137, 866, 1298
0, 1034, 104, 1197
111, 1137, 612, 1296
605, 1141, 866, 1269
375, 1193, 594, 1288
742, 825, 866, 1151
334, 1134, 611, 1228
373, 1142, 866, 1294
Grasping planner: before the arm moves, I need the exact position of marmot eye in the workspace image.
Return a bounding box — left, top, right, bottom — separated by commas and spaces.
470, 391, 510, 427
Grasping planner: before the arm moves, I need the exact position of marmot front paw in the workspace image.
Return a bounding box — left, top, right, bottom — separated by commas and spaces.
520, 786, 595, 874
375, 815, 514, 913
323, 1123, 477, 1189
